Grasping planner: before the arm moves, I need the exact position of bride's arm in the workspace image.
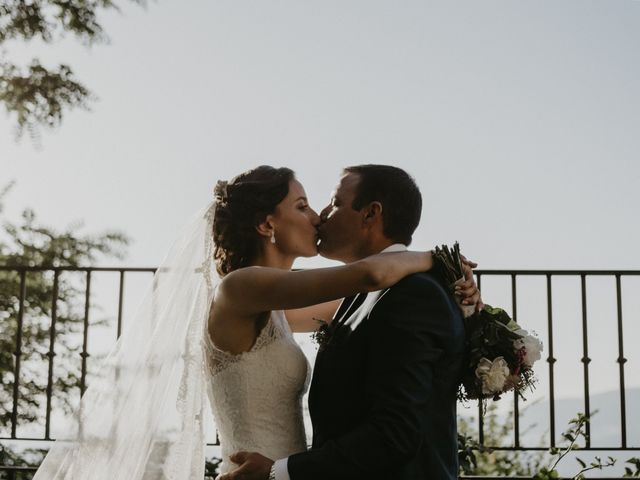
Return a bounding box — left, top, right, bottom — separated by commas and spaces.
215, 250, 433, 316
285, 300, 342, 333
285, 259, 483, 333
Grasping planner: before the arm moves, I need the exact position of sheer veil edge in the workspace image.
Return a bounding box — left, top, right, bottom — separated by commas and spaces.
33, 202, 219, 480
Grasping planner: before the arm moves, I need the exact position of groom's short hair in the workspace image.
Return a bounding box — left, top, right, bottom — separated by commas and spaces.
343, 164, 422, 245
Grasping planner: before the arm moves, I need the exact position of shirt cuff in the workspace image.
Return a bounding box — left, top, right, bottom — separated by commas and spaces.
273, 457, 290, 480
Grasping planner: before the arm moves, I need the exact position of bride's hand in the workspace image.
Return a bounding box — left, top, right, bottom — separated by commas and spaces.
455, 255, 484, 312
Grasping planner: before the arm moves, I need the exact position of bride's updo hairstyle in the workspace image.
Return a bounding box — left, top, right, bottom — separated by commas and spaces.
212, 165, 295, 277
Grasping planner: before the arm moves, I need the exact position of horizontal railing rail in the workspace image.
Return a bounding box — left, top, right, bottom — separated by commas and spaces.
1, 266, 639, 478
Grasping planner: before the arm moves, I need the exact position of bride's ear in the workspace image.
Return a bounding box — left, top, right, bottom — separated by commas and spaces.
255, 216, 275, 240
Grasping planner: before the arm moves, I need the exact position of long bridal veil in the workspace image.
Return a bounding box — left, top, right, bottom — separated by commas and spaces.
34, 202, 219, 480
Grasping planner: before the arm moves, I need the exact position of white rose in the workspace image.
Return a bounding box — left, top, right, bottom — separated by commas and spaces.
475, 356, 510, 394
521, 334, 543, 367
513, 330, 543, 367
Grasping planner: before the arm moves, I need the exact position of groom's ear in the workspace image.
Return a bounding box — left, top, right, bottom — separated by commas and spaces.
361, 201, 383, 226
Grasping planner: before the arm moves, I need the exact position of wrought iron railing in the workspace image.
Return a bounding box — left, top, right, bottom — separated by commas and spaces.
0, 266, 156, 444
1, 266, 638, 478
474, 270, 639, 452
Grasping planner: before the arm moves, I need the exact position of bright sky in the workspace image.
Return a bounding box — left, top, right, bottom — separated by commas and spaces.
2, 0, 638, 270
1, 0, 639, 451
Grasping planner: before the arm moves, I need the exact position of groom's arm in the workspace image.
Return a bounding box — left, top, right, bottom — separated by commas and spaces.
286, 274, 453, 480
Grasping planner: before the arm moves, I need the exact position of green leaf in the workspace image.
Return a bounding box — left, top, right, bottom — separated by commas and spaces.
0, 0, 146, 140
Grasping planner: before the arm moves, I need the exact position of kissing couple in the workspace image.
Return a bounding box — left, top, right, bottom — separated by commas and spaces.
33, 164, 481, 480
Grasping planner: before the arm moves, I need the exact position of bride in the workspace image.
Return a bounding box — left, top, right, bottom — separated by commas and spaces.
33, 165, 479, 479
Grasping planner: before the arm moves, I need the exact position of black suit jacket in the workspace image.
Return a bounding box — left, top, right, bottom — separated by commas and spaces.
288, 271, 465, 480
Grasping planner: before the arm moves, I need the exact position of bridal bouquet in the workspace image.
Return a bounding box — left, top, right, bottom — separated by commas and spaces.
432, 243, 542, 402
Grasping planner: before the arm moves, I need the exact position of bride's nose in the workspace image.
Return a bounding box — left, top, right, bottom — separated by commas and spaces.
309, 209, 321, 226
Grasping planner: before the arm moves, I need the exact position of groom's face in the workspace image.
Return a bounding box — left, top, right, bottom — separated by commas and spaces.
317, 173, 365, 263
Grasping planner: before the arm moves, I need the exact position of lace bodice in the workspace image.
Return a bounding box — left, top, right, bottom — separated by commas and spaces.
202, 310, 310, 474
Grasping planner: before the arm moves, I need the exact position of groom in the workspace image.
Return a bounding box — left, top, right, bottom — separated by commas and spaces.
220, 165, 477, 480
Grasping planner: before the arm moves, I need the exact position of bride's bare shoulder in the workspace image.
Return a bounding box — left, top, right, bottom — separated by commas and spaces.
211, 266, 277, 324
219, 265, 278, 287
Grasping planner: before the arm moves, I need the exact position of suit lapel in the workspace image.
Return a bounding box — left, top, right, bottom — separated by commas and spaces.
332, 293, 367, 326
341, 288, 390, 332
370, 288, 391, 312
321, 289, 392, 349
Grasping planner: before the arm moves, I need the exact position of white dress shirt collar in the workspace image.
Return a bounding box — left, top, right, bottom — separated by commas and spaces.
380, 243, 408, 253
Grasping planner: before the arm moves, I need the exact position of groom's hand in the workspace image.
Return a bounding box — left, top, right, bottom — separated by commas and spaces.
217, 451, 273, 480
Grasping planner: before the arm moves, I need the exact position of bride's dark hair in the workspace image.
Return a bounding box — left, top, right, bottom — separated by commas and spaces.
212, 165, 295, 277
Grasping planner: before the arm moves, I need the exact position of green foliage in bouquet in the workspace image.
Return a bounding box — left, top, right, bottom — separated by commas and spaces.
464, 306, 521, 360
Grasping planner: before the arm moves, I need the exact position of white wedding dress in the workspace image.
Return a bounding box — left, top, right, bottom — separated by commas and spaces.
202, 310, 311, 474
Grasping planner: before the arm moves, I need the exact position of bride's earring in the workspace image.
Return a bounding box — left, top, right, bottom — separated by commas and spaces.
270, 231, 276, 244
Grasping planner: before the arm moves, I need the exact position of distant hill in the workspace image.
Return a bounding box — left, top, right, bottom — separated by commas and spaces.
519, 387, 639, 448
